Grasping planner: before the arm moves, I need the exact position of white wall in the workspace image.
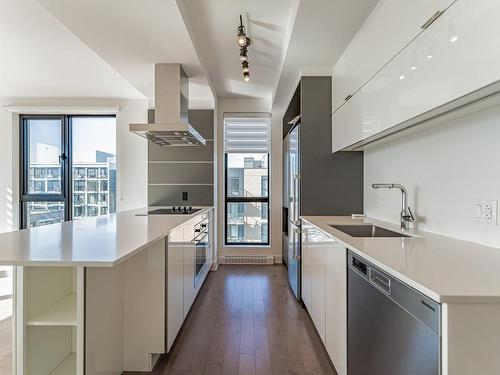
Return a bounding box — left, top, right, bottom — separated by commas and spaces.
364, 104, 500, 248
216, 97, 283, 261
0, 97, 148, 228
115, 99, 148, 211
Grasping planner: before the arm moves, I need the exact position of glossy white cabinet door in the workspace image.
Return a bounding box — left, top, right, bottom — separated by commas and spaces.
325, 241, 347, 375
332, 0, 456, 113
333, 0, 500, 152
301, 222, 312, 312
310, 231, 326, 343
183, 220, 196, 319
167, 226, 184, 352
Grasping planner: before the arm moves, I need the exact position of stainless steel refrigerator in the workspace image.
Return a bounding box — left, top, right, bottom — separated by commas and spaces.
284, 124, 301, 300
281, 77, 364, 303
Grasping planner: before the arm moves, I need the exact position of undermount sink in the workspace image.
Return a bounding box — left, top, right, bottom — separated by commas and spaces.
329, 224, 410, 238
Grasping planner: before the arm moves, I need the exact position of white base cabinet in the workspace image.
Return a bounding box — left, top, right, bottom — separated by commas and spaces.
301, 221, 347, 375
167, 210, 214, 352
324, 239, 347, 375
167, 226, 185, 351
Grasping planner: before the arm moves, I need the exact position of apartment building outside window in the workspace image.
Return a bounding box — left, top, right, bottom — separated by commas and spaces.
20, 115, 116, 228
224, 115, 271, 245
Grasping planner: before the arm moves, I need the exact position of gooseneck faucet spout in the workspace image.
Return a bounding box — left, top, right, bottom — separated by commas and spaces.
372, 183, 415, 230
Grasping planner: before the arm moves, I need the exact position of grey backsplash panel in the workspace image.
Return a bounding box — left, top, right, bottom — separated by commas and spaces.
149, 185, 214, 206
148, 163, 214, 184
148, 109, 214, 206
149, 140, 214, 162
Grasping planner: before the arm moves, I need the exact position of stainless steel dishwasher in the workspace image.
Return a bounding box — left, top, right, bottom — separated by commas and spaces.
347, 251, 440, 375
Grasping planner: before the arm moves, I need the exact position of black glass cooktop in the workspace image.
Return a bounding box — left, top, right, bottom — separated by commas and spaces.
148, 207, 200, 215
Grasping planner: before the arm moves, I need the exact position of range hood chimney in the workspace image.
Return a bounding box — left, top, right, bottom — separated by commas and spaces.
129, 63, 206, 146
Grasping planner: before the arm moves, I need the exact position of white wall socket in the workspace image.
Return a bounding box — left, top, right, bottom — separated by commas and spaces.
473, 200, 498, 225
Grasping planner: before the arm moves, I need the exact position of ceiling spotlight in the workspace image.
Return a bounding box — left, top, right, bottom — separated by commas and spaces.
242, 61, 249, 73
240, 47, 248, 61
236, 15, 251, 47
244, 71, 250, 82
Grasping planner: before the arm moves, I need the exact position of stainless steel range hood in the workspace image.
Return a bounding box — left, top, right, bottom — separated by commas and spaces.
129, 63, 206, 146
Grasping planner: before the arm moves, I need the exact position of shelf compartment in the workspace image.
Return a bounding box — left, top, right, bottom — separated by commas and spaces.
27, 294, 76, 326
49, 353, 76, 375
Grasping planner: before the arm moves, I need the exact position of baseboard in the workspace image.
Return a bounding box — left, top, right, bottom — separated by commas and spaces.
219, 255, 274, 265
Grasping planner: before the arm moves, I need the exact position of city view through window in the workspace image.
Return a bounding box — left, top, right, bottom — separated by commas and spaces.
226, 153, 269, 244
25, 117, 116, 227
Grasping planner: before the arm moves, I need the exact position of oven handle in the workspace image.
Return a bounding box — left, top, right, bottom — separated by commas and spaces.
192, 231, 208, 244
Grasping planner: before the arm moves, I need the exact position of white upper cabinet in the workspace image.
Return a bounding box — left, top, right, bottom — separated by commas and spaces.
332, 0, 456, 113
333, 0, 500, 152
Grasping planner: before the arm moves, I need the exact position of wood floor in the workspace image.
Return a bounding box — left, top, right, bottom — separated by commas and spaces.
127, 264, 335, 375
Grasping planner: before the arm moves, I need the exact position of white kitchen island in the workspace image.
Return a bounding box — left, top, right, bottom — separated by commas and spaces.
0, 206, 214, 375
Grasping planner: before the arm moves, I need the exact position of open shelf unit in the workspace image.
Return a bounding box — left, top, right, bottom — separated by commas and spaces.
49, 353, 76, 375
27, 293, 76, 326
16, 266, 84, 375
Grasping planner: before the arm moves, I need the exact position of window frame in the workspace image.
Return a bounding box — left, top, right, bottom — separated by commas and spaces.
224, 152, 270, 246
19, 114, 115, 229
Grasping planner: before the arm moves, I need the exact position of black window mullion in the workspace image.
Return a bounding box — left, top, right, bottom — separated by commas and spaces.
19, 114, 68, 228
224, 152, 270, 246
65, 116, 72, 221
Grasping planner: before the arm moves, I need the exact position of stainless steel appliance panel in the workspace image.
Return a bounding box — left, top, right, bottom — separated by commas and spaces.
348, 252, 440, 375
287, 222, 301, 299
285, 125, 301, 300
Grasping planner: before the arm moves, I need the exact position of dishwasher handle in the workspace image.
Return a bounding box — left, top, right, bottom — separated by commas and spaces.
369, 267, 391, 295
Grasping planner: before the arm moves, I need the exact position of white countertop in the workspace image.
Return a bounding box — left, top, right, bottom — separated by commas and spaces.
301, 216, 500, 304
0, 207, 213, 267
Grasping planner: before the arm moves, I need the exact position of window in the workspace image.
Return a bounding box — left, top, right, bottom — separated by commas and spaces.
74, 194, 85, 205
74, 167, 85, 179
87, 168, 98, 179
224, 115, 271, 245
20, 115, 116, 228
87, 181, 99, 192
74, 180, 85, 192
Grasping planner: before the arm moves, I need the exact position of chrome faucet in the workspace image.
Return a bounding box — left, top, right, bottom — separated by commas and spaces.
372, 183, 415, 230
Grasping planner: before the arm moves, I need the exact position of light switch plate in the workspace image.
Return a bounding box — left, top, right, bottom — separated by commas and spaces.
473, 199, 498, 225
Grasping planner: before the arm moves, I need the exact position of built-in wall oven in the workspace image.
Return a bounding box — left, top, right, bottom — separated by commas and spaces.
194, 219, 209, 287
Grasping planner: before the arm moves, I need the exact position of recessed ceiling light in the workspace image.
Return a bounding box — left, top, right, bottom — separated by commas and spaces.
410, 66, 416, 70
427, 54, 433, 59
450, 35, 458, 43
399, 75, 405, 80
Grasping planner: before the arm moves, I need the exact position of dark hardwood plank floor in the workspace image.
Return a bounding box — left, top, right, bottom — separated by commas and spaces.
125, 265, 336, 375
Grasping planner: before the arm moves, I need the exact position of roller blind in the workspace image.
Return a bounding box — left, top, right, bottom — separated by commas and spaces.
224, 116, 271, 153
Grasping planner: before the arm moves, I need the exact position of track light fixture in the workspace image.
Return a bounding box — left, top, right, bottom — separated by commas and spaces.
239, 47, 248, 61
236, 15, 251, 48
237, 15, 251, 81
242, 61, 249, 73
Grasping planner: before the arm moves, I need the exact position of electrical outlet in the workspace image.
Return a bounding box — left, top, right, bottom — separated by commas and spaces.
473, 200, 498, 225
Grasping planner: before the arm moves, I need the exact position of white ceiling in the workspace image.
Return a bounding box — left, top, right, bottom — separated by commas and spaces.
0, 0, 144, 100
0, 0, 377, 112
178, 0, 295, 100
272, 0, 379, 114
38, 0, 214, 108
